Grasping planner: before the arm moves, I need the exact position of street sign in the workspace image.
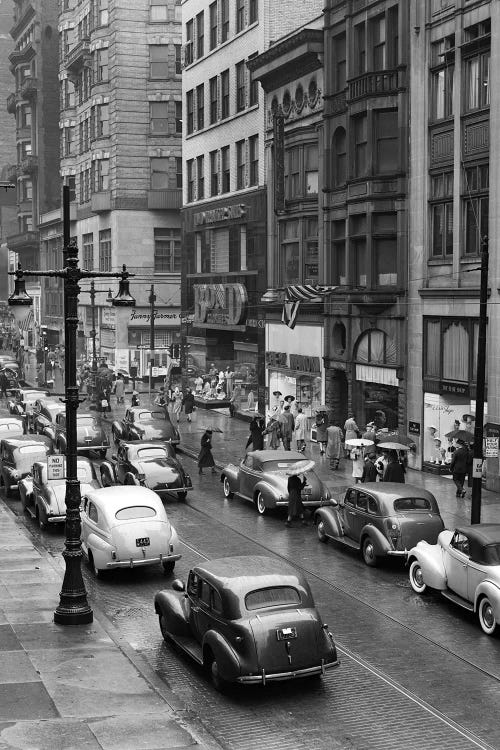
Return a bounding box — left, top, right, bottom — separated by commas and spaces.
484, 437, 499, 458
472, 458, 483, 479
47, 455, 66, 481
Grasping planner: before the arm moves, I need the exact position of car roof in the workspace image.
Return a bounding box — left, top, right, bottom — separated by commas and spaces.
193, 555, 304, 590
0, 417, 24, 425
84, 485, 167, 514
1, 435, 51, 449
456, 524, 500, 547
248, 450, 306, 462
350, 483, 437, 501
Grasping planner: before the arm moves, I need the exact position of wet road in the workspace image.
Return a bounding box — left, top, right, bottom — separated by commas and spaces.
3, 431, 500, 750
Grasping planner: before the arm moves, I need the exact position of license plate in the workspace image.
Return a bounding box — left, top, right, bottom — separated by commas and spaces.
276, 627, 297, 641
136, 537, 150, 547
302, 487, 312, 495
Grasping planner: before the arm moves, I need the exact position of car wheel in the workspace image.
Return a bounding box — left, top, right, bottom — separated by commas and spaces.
409, 560, 427, 594
222, 476, 234, 499
177, 491, 187, 501
478, 596, 498, 636
256, 492, 267, 515
317, 520, 328, 543
100, 471, 112, 488
159, 613, 171, 642
362, 536, 378, 567
209, 656, 229, 693
37, 506, 48, 531
88, 551, 104, 579
112, 429, 120, 446
99, 449, 107, 459
162, 559, 175, 575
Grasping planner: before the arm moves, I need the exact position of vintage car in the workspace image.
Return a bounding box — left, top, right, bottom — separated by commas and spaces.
1, 364, 20, 392
111, 407, 180, 447
314, 483, 445, 567
18, 457, 100, 529
100, 440, 192, 500
30, 398, 66, 434
0, 435, 52, 497
154, 555, 339, 691
42, 411, 109, 458
8, 388, 49, 416
408, 524, 500, 636
221, 450, 332, 515
0, 416, 25, 439
80, 486, 181, 577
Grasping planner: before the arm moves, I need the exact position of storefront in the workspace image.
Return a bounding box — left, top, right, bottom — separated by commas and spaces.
127, 306, 181, 381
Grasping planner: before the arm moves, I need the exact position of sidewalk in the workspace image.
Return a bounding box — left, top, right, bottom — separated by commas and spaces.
0, 501, 214, 750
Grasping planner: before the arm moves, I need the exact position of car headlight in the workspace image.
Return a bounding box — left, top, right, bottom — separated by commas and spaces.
137, 473, 146, 484
11, 469, 20, 480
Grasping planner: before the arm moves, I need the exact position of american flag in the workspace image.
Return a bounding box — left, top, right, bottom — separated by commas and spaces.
281, 285, 337, 329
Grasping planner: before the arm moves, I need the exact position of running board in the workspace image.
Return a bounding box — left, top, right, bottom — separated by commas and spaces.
441, 590, 474, 611
328, 533, 360, 550
171, 635, 204, 665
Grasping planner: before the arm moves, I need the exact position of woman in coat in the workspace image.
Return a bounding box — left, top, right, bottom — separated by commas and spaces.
294, 408, 308, 452
263, 414, 281, 449
182, 388, 195, 422
246, 416, 265, 451
315, 411, 328, 455
172, 386, 183, 423
343, 414, 359, 456
285, 473, 307, 527
383, 451, 405, 483
198, 429, 217, 474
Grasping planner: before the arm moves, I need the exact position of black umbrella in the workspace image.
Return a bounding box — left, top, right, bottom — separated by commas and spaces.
444, 428, 473, 441
377, 432, 415, 447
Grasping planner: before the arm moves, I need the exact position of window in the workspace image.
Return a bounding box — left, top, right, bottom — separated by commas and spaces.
186, 90, 194, 134
286, 148, 300, 198
463, 164, 488, 256
245, 587, 300, 611
99, 229, 111, 271
150, 102, 168, 134
249, 0, 257, 24
185, 19, 193, 65
176, 157, 182, 188
95, 159, 109, 191
209, 2, 217, 49
150, 0, 168, 21
431, 66, 454, 120
236, 139, 245, 189
236, 0, 245, 32
332, 127, 346, 186
196, 11, 204, 58
209, 76, 218, 123
66, 175, 76, 202
221, 145, 230, 193
332, 33, 346, 92
151, 157, 169, 189
96, 0, 108, 25
187, 159, 194, 202
18, 104, 31, 128
281, 220, 299, 284
353, 113, 367, 177
196, 83, 204, 129
154, 228, 181, 273
350, 215, 367, 287
249, 134, 258, 186
373, 212, 397, 286
331, 219, 346, 285
424, 317, 479, 382
304, 218, 319, 283
82, 233, 93, 270
354, 22, 365, 74
236, 60, 246, 111
430, 171, 453, 258
210, 150, 219, 195
221, 0, 229, 41
305, 145, 318, 194
95, 103, 109, 137
19, 179, 32, 202
64, 126, 74, 157
372, 14, 386, 70
95, 47, 108, 82
175, 44, 181, 74
221, 69, 229, 118
248, 55, 258, 105
150, 45, 168, 78
374, 110, 398, 173
175, 101, 182, 133
464, 51, 490, 111
197, 154, 204, 199
356, 328, 396, 365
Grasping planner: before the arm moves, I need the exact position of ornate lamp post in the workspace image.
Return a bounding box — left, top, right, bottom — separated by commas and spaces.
8, 186, 135, 625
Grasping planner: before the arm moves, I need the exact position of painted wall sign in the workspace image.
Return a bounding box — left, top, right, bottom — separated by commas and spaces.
193, 283, 248, 326
193, 204, 246, 226
130, 310, 179, 322
440, 381, 470, 396
265, 351, 321, 373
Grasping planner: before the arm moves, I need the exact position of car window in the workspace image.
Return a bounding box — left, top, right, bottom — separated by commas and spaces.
19, 445, 49, 455
484, 544, 500, 565
451, 531, 470, 556
88, 502, 98, 523
344, 490, 356, 507
356, 492, 369, 511
394, 497, 432, 512
137, 447, 167, 460
115, 506, 157, 520
367, 496, 379, 514
199, 580, 211, 607
262, 459, 310, 473
245, 586, 301, 611
78, 416, 97, 428
212, 588, 223, 614
187, 572, 199, 597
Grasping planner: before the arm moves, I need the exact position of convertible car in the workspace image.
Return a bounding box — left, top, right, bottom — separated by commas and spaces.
154, 555, 339, 691
315, 483, 444, 567
111, 407, 180, 446
408, 524, 500, 636
0, 435, 52, 496
100, 440, 192, 500
43, 411, 109, 457
19, 457, 100, 528
221, 450, 332, 515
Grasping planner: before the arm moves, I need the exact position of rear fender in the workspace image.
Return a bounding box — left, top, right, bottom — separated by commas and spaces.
203, 629, 241, 681
111, 421, 123, 438
253, 481, 279, 508
315, 506, 343, 537
221, 463, 239, 490
154, 591, 190, 636
18, 479, 33, 508
43, 425, 56, 442
360, 524, 392, 555
474, 581, 500, 617
87, 532, 112, 569
100, 461, 117, 486
407, 541, 446, 590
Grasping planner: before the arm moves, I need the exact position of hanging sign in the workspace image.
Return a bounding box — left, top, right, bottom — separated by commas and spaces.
484, 437, 499, 458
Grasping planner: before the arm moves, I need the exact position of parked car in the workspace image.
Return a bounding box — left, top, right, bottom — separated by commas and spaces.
408, 524, 500, 636
80, 486, 181, 577
100, 440, 192, 500
19, 457, 100, 529
8, 388, 49, 416
0, 435, 52, 497
314, 483, 445, 567
42, 412, 109, 458
221, 450, 332, 515
0, 416, 25, 439
30, 398, 66, 434
1, 364, 20, 391
111, 407, 180, 446
154, 555, 339, 691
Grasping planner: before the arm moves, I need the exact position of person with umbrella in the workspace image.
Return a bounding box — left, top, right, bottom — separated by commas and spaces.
285, 471, 308, 527
263, 412, 282, 449
198, 428, 217, 475
246, 415, 265, 451
382, 451, 405, 483
450, 438, 470, 498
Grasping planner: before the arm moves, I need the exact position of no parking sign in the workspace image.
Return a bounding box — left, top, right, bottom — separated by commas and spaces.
47, 455, 66, 481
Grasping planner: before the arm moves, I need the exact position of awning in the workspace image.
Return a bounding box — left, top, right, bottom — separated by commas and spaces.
356, 364, 398, 387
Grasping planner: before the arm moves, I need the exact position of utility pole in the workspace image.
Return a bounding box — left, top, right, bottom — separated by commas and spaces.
471, 235, 488, 524
149, 285, 155, 401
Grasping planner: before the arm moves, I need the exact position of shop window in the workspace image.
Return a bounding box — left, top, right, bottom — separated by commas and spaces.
430, 171, 453, 258
464, 50, 490, 112
332, 127, 346, 187
356, 329, 396, 366
374, 110, 398, 174
463, 163, 488, 256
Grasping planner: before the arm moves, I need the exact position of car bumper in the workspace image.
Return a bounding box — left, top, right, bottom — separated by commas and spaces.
48, 514, 66, 524
106, 553, 181, 569
237, 658, 340, 684
275, 498, 333, 508
77, 444, 109, 451
150, 485, 193, 496
386, 550, 408, 557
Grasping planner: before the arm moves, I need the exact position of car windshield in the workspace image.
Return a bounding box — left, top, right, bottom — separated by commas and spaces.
0, 423, 21, 432
262, 460, 311, 474
137, 411, 164, 422
137, 447, 167, 459
45, 403, 62, 413
245, 586, 301, 611
78, 416, 97, 428
484, 544, 500, 565
115, 505, 157, 520
393, 497, 433, 512
18, 445, 49, 455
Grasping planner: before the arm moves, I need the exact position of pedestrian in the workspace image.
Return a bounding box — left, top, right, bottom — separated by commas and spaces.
350, 447, 364, 483
172, 386, 183, 423
344, 414, 359, 456
114, 374, 125, 405
0, 369, 8, 399
198, 428, 217, 475
279, 403, 295, 450
362, 452, 379, 482
263, 412, 282, 449
224, 366, 235, 396
194, 375, 204, 394
326, 421, 343, 470
315, 410, 328, 455
131, 390, 140, 407
294, 408, 308, 452
450, 439, 470, 498
246, 415, 265, 451
183, 388, 195, 422
228, 383, 241, 417
285, 472, 307, 527
362, 422, 377, 442
382, 451, 405, 483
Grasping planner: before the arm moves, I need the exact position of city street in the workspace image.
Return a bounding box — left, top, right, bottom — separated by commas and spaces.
1, 392, 500, 750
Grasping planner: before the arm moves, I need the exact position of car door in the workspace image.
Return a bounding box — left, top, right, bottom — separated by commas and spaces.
115, 445, 129, 484
350, 491, 371, 541
187, 572, 204, 642
443, 531, 470, 600
338, 489, 357, 539
239, 455, 261, 499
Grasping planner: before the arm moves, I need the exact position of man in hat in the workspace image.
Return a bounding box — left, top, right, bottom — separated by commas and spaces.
450, 439, 470, 498
362, 452, 378, 483
285, 472, 307, 527
279, 403, 295, 450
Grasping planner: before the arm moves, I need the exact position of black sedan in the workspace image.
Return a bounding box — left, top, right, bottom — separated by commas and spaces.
100, 440, 192, 500
42, 412, 109, 458
29, 398, 65, 434
111, 407, 180, 446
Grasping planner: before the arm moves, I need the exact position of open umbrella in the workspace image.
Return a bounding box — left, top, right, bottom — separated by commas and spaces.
275, 458, 315, 477
315, 405, 328, 412
444, 429, 474, 441
378, 432, 416, 447
345, 438, 374, 448
199, 426, 224, 433
377, 441, 411, 451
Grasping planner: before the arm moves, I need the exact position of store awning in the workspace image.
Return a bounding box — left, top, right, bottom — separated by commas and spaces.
356, 364, 398, 387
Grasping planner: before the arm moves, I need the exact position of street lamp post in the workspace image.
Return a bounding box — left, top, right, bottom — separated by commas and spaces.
8, 186, 135, 625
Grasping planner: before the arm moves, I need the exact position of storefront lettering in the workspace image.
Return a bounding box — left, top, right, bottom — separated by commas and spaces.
440, 381, 469, 396
194, 204, 247, 226
130, 310, 179, 322
266, 351, 288, 368
193, 283, 248, 326
289, 354, 321, 373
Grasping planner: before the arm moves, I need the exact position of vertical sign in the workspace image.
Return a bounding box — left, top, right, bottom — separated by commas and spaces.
273, 114, 285, 214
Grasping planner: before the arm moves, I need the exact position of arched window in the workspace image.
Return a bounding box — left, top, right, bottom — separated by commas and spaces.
442, 322, 469, 381
355, 329, 396, 365
332, 127, 346, 186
